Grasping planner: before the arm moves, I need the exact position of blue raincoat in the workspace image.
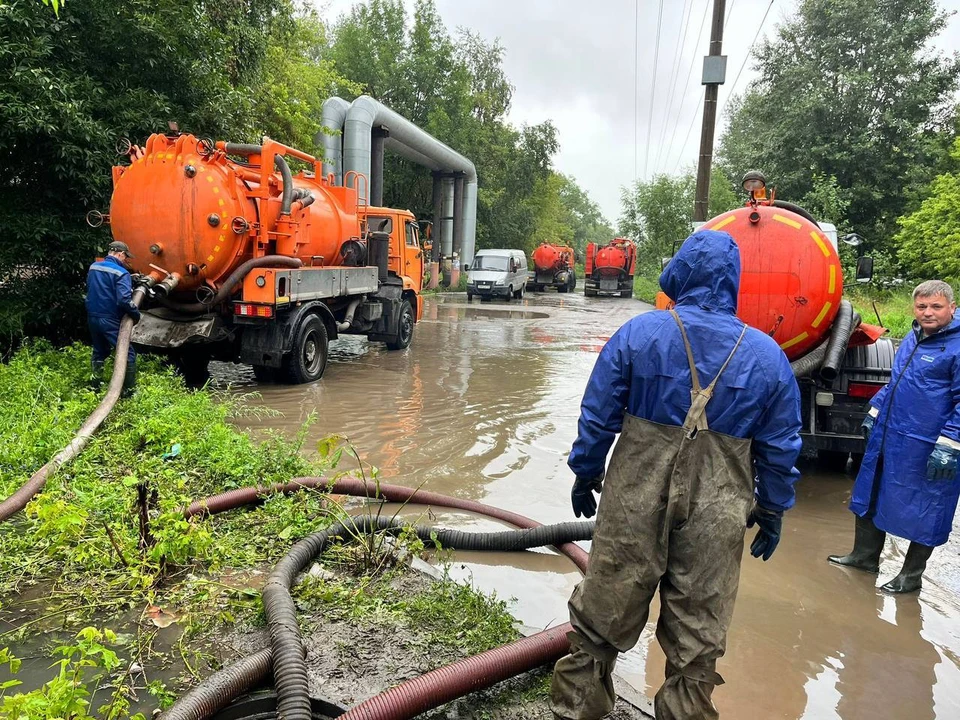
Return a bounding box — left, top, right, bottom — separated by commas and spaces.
850, 317, 960, 546
568, 230, 802, 512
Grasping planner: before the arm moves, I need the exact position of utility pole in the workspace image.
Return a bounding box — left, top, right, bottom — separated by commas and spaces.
693, 0, 728, 222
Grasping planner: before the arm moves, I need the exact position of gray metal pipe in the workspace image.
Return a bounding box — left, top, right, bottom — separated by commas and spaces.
431, 173, 443, 263
343, 95, 478, 263
453, 174, 465, 261
319, 96, 350, 185
441, 177, 454, 258
370, 128, 387, 206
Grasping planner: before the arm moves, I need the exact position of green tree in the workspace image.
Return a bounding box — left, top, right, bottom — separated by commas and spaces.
895, 137, 960, 279
719, 0, 960, 254
0, 0, 291, 346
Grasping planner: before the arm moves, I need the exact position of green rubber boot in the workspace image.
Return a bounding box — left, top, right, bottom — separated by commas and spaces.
90, 360, 105, 391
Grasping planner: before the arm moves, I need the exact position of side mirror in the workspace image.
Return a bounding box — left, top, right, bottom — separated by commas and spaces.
842, 233, 864, 247
855, 256, 874, 283
423, 242, 433, 253
418, 220, 433, 240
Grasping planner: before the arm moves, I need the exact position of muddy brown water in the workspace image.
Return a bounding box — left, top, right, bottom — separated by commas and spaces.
217, 290, 960, 719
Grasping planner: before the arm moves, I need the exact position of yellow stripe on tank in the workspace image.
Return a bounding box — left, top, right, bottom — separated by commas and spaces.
773, 214, 802, 230
828, 265, 836, 294
779, 331, 809, 350
811, 231, 830, 257
811, 301, 833, 328
709, 215, 736, 231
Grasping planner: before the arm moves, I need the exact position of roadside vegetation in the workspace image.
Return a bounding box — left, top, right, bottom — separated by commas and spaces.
0, 343, 541, 717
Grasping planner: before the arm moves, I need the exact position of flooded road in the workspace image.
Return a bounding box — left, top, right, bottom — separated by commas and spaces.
222, 291, 960, 719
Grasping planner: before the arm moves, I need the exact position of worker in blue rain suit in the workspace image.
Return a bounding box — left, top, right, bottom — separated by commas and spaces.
830, 280, 960, 594
86, 241, 141, 394
550, 230, 802, 720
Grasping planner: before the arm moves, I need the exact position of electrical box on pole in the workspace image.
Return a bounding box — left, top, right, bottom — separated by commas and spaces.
693, 0, 727, 223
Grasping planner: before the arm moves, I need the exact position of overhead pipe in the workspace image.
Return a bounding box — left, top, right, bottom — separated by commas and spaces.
319, 97, 351, 185
0, 285, 152, 521
343, 96, 478, 265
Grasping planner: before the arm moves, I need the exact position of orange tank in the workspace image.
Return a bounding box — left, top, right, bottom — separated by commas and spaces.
109, 134, 361, 293
532, 243, 574, 272
695, 205, 843, 360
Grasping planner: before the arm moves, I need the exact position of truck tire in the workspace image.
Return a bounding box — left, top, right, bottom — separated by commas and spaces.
467, 292, 474, 302
584, 287, 598, 297
283, 314, 328, 384
558, 283, 568, 293
386, 299, 414, 350
620, 289, 633, 298
568, 274, 577, 292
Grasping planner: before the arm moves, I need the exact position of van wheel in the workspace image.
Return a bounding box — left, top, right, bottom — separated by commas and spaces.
386, 299, 414, 350
467, 293, 474, 302
513, 285, 524, 300
283, 314, 328, 383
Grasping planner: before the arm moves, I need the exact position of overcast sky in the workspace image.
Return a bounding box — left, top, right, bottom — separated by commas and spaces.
317, 0, 960, 225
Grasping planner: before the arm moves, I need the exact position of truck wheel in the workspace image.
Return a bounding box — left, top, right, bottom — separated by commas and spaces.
568, 274, 577, 291
620, 289, 633, 298
386, 299, 414, 350
584, 287, 597, 297
467, 293, 474, 302
558, 283, 568, 293
283, 314, 328, 383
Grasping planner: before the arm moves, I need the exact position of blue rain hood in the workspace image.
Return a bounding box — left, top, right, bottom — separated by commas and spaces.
659, 230, 740, 314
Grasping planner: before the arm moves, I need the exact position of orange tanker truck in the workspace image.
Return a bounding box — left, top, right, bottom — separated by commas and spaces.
97, 132, 425, 384
584, 237, 637, 298
656, 171, 893, 465
530, 242, 577, 293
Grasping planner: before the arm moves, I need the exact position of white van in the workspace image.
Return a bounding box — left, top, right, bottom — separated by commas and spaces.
466, 249, 528, 301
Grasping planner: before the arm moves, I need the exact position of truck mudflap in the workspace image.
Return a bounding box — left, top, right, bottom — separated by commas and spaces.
132, 311, 232, 349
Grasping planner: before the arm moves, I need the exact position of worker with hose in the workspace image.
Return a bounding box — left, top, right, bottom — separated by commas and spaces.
830, 279, 960, 594
86, 240, 141, 395
550, 230, 802, 720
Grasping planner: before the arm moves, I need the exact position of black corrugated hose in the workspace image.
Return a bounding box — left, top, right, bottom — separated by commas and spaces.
160, 517, 594, 720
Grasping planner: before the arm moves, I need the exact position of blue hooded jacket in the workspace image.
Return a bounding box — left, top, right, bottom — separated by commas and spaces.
850, 315, 960, 546
85, 255, 140, 323
568, 230, 803, 512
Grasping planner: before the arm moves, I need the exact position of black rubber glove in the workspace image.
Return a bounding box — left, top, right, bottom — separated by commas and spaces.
571, 474, 604, 519
747, 504, 783, 561
861, 413, 875, 440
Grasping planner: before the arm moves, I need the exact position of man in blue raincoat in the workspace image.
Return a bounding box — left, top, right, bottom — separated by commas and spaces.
830, 280, 960, 594
86, 241, 141, 394
550, 230, 802, 720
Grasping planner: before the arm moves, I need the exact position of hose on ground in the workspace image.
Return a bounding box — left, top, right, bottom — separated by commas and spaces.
0, 287, 146, 522
158, 648, 274, 720
262, 514, 595, 720
158, 256, 302, 314
170, 479, 591, 720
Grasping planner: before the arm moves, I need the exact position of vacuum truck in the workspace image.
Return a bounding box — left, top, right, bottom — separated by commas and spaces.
655, 172, 893, 465
584, 238, 637, 298
530, 242, 577, 293
97, 132, 425, 384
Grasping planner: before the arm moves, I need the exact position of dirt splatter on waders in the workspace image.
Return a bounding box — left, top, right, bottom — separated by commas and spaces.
551, 310, 754, 720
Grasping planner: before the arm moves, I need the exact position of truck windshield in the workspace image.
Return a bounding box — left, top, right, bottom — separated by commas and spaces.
472, 256, 509, 271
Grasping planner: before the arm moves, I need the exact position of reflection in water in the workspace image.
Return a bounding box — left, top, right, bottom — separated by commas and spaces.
220, 293, 960, 719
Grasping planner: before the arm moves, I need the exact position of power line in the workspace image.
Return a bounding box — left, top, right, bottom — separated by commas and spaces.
653, 0, 696, 173
722, 0, 776, 115
643, 0, 666, 180
661, 0, 712, 174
